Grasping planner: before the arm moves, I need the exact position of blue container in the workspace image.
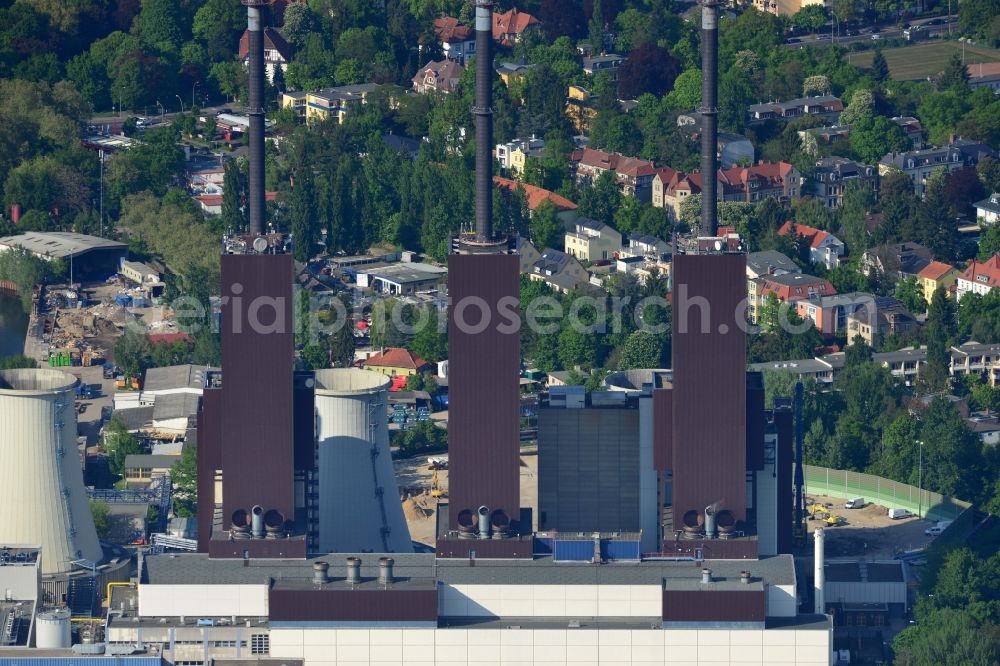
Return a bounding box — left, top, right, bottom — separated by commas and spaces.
534, 536, 553, 555
554, 539, 594, 561
602, 539, 641, 561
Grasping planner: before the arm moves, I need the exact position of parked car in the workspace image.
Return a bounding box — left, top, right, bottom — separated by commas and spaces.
925, 526, 945, 537
888, 508, 912, 519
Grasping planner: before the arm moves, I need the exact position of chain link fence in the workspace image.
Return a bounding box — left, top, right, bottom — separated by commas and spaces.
804, 465, 971, 523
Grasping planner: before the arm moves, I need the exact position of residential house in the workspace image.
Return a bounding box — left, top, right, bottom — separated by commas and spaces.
281, 84, 380, 124
516, 236, 541, 274
957, 255, 1000, 300
496, 62, 534, 86
800, 124, 853, 150
493, 177, 578, 226
747, 251, 801, 323
975, 193, 1000, 226
796, 292, 874, 336
845, 296, 919, 346
861, 242, 932, 279
582, 54, 625, 81
569, 147, 656, 200
495, 137, 545, 174
382, 133, 423, 159
812, 157, 878, 209
879, 139, 998, 197
746, 250, 801, 280
655, 162, 801, 218
239, 27, 292, 84
492, 8, 540, 46
966, 411, 1000, 446
565, 86, 598, 134
565, 218, 623, 262
892, 117, 925, 149
777, 221, 846, 270
915, 261, 959, 303
434, 16, 475, 64
969, 62, 1000, 93
621, 233, 670, 259
951, 342, 1000, 386
752, 273, 836, 323
412, 58, 465, 94
362, 348, 431, 377
748, 95, 844, 124
529, 248, 590, 293
752, 0, 824, 16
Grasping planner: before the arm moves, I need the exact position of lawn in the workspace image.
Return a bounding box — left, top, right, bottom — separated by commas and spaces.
851, 41, 1000, 80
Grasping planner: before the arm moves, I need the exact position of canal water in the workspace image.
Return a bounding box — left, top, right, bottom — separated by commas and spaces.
0, 293, 28, 358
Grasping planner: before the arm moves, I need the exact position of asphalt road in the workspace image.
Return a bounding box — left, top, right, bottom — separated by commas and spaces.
786, 15, 959, 48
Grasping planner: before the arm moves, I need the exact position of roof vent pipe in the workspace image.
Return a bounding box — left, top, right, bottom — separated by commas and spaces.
378, 557, 394, 585
312, 561, 329, 585
345, 557, 361, 585
250, 505, 264, 539
701, 568, 712, 584
740, 570, 751, 584
478, 506, 491, 539
705, 505, 717, 539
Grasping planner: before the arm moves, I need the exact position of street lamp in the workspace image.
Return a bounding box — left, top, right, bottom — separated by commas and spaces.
175, 95, 184, 114
192, 81, 200, 111
156, 100, 164, 119
916, 440, 924, 518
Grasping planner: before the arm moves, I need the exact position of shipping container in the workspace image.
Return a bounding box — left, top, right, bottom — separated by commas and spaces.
534, 536, 553, 554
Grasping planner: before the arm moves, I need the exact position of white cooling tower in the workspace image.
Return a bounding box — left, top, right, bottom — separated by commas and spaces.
313, 369, 412, 553
0, 369, 102, 575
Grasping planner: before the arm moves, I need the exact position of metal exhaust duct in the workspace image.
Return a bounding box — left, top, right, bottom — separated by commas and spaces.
478, 506, 491, 539
312, 561, 329, 585
701, 568, 712, 584
345, 556, 361, 585
740, 570, 751, 584
704, 505, 717, 539
241, 0, 267, 236
473, 0, 494, 241
250, 505, 264, 539
378, 557, 394, 585
814, 528, 825, 614
699, 0, 721, 237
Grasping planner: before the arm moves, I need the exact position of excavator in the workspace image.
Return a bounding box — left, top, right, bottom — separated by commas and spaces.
430, 469, 446, 498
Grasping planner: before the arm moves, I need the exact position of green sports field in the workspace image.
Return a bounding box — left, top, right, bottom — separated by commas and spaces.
851, 41, 1000, 80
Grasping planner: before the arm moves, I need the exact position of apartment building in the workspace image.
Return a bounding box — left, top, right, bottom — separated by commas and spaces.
812, 157, 878, 209
565, 218, 623, 262
957, 255, 1000, 300
281, 84, 380, 124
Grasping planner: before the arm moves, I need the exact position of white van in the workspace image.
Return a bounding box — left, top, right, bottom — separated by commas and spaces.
844, 497, 865, 509
888, 508, 913, 520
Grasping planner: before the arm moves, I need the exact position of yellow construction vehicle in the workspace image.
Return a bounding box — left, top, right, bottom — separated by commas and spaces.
430, 469, 445, 498
824, 514, 846, 527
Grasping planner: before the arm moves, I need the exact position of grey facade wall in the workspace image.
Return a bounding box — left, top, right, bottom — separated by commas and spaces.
538, 406, 640, 533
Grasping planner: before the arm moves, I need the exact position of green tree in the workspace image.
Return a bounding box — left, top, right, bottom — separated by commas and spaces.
301, 342, 327, 370
114, 326, 151, 379
171, 442, 198, 517
871, 49, 889, 84
839, 89, 874, 126
922, 287, 955, 392
409, 306, 447, 363
919, 396, 984, 501
289, 170, 318, 262
664, 68, 700, 112
103, 415, 141, 478
893, 608, 999, 666
578, 170, 621, 228
193, 0, 245, 61
135, 0, 184, 55
938, 53, 971, 94
558, 325, 598, 370
0, 354, 38, 370
90, 501, 111, 539
849, 116, 910, 165
617, 330, 662, 369
895, 276, 927, 314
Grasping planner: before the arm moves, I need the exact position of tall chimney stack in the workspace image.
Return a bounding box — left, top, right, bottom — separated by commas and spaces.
242, 0, 267, 237
699, 0, 721, 237
473, 0, 494, 242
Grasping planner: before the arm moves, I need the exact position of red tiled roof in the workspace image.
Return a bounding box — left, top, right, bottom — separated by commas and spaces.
960, 255, 1000, 289
363, 348, 430, 370
492, 9, 540, 42
574, 148, 656, 178
148, 332, 191, 345
778, 221, 833, 249
494, 177, 577, 212
652, 167, 678, 183
761, 275, 837, 302
917, 261, 956, 281
434, 16, 472, 42
239, 27, 293, 62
